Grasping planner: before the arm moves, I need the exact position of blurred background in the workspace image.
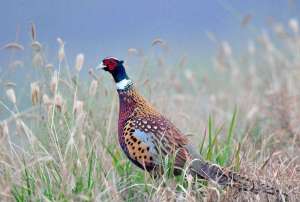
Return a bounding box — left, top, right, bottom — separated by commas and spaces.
1, 0, 299, 65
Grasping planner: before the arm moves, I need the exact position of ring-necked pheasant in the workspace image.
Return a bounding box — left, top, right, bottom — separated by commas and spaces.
100, 57, 287, 199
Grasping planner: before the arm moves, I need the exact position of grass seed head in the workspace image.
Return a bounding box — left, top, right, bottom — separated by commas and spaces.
31, 41, 42, 51
32, 52, 44, 67
89, 80, 98, 97
42, 94, 51, 105
75, 53, 84, 72
289, 18, 299, 33
0, 121, 9, 138
6, 88, 16, 104
73, 100, 84, 116
50, 71, 58, 94
31, 82, 40, 105
127, 48, 139, 55
54, 94, 65, 112
57, 38, 65, 62
221, 41, 232, 57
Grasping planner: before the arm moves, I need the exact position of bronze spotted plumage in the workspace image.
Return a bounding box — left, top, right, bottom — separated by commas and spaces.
101, 57, 288, 200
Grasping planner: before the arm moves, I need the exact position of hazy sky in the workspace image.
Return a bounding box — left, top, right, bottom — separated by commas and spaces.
1, 0, 299, 66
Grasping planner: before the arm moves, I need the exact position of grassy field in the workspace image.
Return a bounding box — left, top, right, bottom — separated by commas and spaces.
0, 21, 300, 201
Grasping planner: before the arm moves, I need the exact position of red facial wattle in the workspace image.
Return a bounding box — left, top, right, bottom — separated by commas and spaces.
103, 58, 118, 71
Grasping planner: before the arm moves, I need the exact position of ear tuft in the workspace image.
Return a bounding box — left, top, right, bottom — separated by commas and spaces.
119, 60, 124, 64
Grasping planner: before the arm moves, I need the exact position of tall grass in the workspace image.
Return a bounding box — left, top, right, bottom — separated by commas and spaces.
0, 19, 300, 201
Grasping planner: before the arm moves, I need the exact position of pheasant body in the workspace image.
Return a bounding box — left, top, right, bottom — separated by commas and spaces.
118, 86, 189, 172
101, 57, 287, 200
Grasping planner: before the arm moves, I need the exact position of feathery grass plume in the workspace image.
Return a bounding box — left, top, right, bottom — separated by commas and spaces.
45, 63, 54, 70
42, 94, 51, 105
54, 94, 65, 112
0, 121, 9, 139
32, 52, 44, 68
75, 53, 84, 72
73, 99, 84, 115
57, 38, 65, 62
89, 79, 98, 97
184, 69, 194, 82
31, 22, 37, 41
289, 18, 299, 34
6, 88, 16, 104
15, 119, 24, 135
1, 42, 24, 51
50, 70, 58, 94
30, 82, 40, 105
215, 41, 233, 71
257, 31, 274, 51
127, 48, 139, 56
88, 68, 98, 80
31, 41, 42, 51
42, 94, 52, 114
221, 41, 232, 57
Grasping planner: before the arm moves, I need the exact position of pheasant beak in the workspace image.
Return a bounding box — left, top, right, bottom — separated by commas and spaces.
96, 62, 107, 70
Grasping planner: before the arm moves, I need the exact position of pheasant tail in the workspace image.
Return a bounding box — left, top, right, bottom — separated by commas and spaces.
186, 147, 288, 200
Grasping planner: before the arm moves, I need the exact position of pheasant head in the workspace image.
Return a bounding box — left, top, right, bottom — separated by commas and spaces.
99, 57, 132, 90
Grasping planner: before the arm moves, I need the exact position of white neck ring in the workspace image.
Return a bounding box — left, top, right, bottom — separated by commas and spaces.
116, 79, 132, 90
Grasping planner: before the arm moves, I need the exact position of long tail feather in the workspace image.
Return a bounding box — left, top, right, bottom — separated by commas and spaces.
189, 159, 288, 200
183, 145, 288, 200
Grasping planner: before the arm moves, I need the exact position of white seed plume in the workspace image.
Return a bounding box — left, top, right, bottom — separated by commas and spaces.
75, 53, 84, 72
221, 41, 232, 57
289, 18, 299, 33
57, 38, 65, 62
43, 94, 51, 105
184, 69, 193, 81
89, 80, 98, 97
54, 94, 65, 112
6, 88, 16, 104
32, 52, 44, 67
50, 71, 58, 94
0, 121, 9, 137
31, 82, 40, 105
128, 48, 139, 55
73, 100, 84, 115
